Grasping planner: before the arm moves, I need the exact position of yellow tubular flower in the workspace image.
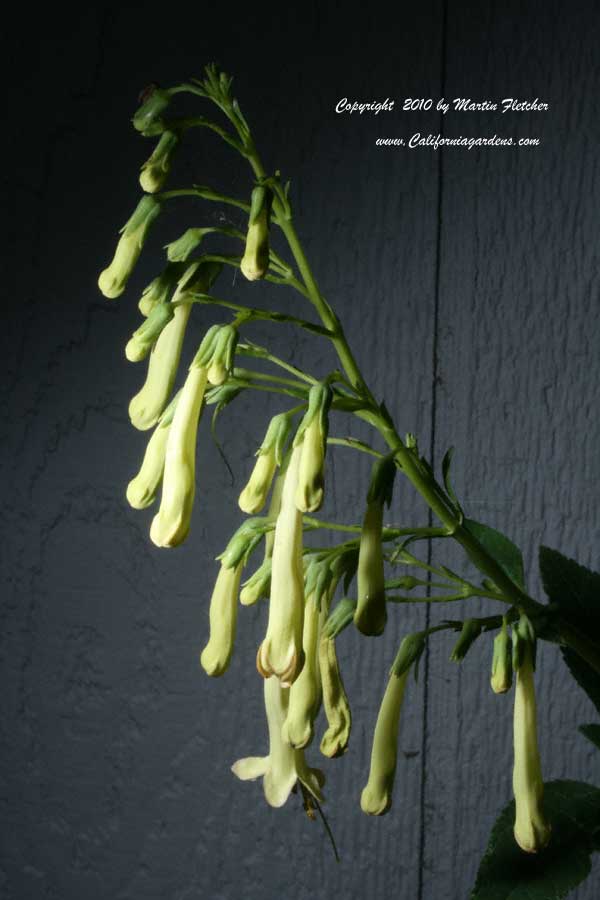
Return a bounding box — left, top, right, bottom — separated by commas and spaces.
126, 418, 171, 510
360, 667, 409, 816
491, 617, 513, 694
256, 445, 305, 686
139, 131, 179, 193
239, 413, 291, 515
281, 592, 322, 749
200, 561, 243, 677
239, 469, 284, 606
319, 634, 352, 758
240, 185, 270, 281
231, 676, 324, 808
294, 383, 332, 514
149, 364, 207, 547
98, 196, 161, 299
512, 631, 551, 852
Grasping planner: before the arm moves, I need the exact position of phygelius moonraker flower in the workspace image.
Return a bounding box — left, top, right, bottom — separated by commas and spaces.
126, 392, 179, 509
149, 363, 208, 548
256, 445, 305, 686
231, 676, 324, 808
129, 261, 221, 431
200, 560, 243, 677
240, 185, 270, 281
139, 130, 179, 193
281, 591, 322, 749
294, 383, 332, 514
98, 195, 161, 299
512, 619, 551, 852
360, 665, 409, 816
354, 456, 395, 637
319, 632, 352, 758
238, 413, 291, 514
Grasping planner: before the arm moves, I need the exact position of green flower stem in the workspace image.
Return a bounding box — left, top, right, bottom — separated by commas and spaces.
231, 368, 308, 392
236, 342, 317, 385
176, 290, 333, 337
326, 437, 384, 458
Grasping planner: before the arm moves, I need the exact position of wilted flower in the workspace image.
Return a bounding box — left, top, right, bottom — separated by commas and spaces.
360, 664, 410, 816
256, 445, 305, 686
126, 393, 178, 509
140, 130, 180, 193
238, 413, 292, 514
354, 456, 396, 636
231, 676, 324, 808
319, 634, 352, 758
149, 363, 208, 547
240, 185, 270, 281
129, 261, 221, 431
294, 383, 332, 514
512, 617, 551, 852
281, 592, 322, 749
98, 195, 161, 299
491, 616, 513, 694
132, 85, 171, 135
200, 560, 243, 677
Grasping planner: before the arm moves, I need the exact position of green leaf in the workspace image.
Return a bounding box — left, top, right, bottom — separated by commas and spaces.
464, 518, 525, 589
471, 780, 600, 900
580, 723, 600, 751
539, 547, 600, 715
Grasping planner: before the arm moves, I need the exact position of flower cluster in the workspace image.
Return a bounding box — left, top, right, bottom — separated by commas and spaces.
98, 65, 554, 854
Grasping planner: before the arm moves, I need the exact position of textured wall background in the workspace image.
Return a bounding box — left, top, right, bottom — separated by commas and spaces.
3, 3, 599, 898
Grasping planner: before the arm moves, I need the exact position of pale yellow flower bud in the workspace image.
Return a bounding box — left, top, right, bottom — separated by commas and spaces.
139, 131, 179, 193
240, 186, 270, 281
126, 416, 172, 510
282, 593, 322, 749
238, 413, 291, 514
319, 635, 352, 758
200, 561, 243, 677
491, 617, 513, 694
239, 470, 284, 605
256, 445, 305, 686
293, 383, 332, 514
231, 676, 324, 808
354, 500, 387, 636
360, 667, 409, 816
149, 364, 207, 547
512, 634, 551, 852
98, 196, 161, 298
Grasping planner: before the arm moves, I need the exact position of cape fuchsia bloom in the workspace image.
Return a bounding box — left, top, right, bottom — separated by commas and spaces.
98, 195, 161, 299
200, 560, 243, 677
490, 616, 513, 694
231, 676, 324, 808
149, 363, 208, 547
354, 456, 396, 636
126, 392, 179, 509
293, 383, 332, 513
129, 261, 221, 431
139, 130, 179, 193
281, 591, 322, 749
238, 413, 292, 514
319, 633, 352, 758
240, 185, 270, 281
360, 666, 409, 816
256, 445, 305, 686
512, 618, 551, 852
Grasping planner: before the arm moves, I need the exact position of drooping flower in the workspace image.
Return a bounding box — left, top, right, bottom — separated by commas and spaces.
319, 633, 352, 758
149, 363, 208, 548
139, 130, 179, 193
129, 261, 221, 431
490, 616, 513, 694
240, 185, 271, 281
281, 591, 322, 749
126, 392, 179, 509
238, 413, 292, 514
360, 633, 422, 815
231, 676, 324, 808
354, 456, 396, 636
125, 302, 174, 362
200, 560, 243, 677
256, 445, 305, 686
294, 383, 332, 514
98, 195, 161, 299
512, 617, 551, 852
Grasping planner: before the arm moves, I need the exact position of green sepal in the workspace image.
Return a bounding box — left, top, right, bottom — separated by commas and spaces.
217, 517, 273, 569
165, 228, 207, 262
391, 632, 426, 679
366, 455, 396, 507
450, 618, 482, 663
133, 85, 171, 135
121, 194, 162, 241
322, 597, 357, 639
293, 382, 333, 446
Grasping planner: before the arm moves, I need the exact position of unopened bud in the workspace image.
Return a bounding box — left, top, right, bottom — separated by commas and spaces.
450, 619, 482, 662
239, 413, 292, 514
133, 85, 171, 135
360, 667, 409, 816
491, 617, 513, 694
125, 302, 174, 362
240, 185, 270, 281
139, 130, 179, 192
294, 383, 332, 513
98, 195, 161, 299
200, 561, 243, 677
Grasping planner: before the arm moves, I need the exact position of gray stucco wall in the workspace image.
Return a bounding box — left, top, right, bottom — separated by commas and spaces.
4, 3, 599, 898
